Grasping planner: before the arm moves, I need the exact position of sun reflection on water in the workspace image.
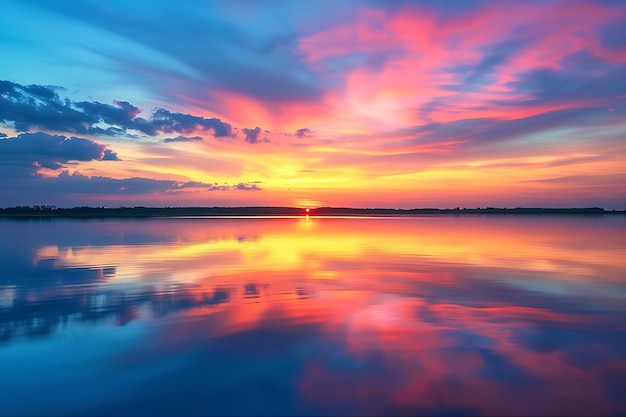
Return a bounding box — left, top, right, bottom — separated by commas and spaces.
1, 216, 625, 416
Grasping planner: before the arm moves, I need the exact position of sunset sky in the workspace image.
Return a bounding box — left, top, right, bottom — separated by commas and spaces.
1, 0, 625, 209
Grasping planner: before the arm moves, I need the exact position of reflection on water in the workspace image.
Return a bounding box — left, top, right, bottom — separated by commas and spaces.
0, 216, 625, 416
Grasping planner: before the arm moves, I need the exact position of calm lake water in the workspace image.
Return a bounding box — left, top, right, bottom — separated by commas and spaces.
0, 215, 625, 416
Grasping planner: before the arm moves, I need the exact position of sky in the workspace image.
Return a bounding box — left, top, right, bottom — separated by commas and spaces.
1, 0, 625, 209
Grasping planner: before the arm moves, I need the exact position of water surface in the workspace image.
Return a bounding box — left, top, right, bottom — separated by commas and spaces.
1, 215, 625, 416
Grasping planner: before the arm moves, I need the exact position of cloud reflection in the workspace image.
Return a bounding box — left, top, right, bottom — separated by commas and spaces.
0, 216, 625, 415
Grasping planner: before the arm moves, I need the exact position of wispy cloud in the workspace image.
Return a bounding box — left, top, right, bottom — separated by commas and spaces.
163, 135, 203, 143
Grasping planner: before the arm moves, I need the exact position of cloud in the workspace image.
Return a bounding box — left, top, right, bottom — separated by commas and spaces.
494, 54, 626, 108
180, 180, 262, 192
163, 135, 203, 143
204, 181, 263, 191
148, 108, 232, 137
207, 184, 231, 191
74, 99, 142, 127
462, 38, 532, 85
295, 128, 314, 138
242, 126, 264, 144
1, 171, 264, 197
0, 132, 6, 137
525, 173, 626, 186
407, 106, 625, 149
51, 171, 214, 194
234, 182, 262, 191
102, 149, 119, 160
0, 80, 233, 138
1, 80, 99, 134
0, 132, 119, 178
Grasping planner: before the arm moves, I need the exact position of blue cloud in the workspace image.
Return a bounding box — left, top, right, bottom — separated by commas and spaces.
234, 182, 262, 191
0, 80, 233, 137
295, 128, 314, 138
150, 108, 232, 137
163, 135, 203, 143
242, 127, 262, 144
0, 132, 119, 178
0, 171, 263, 195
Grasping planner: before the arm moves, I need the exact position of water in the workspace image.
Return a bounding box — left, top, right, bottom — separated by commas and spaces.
0, 215, 625, 416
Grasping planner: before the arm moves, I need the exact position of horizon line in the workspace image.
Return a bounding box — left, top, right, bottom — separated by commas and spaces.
1, 205, 623, 212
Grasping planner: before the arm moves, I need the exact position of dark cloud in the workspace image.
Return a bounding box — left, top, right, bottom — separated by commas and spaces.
53, 171, 206, 194
0, 132, 6, 137
207, 184, 232, 191
0, 80, 233, 138
200, 182, 263, 191
234, 182, 262, 191
242, 127, 262, 143
149, 108, 232, 137
1, 171, 264, 195
102, 149, 119, 160
0, 132, 119, 178
75, 99, 142, 126
1, 81, 99, 134
113, 100, 142, 117
295, 128, 314, 138
0, 80, 23, 97
21, 84, 59, 99
0, 167, 264, 203
163, 135, 203, 143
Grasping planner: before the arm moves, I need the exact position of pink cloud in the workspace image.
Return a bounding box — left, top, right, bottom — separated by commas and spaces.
292, 1, 625, 130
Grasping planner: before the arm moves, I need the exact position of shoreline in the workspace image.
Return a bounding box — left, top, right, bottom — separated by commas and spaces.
1, 206, 623, 218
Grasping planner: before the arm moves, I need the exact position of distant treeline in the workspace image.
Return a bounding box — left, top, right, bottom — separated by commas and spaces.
0, 205, 622, 218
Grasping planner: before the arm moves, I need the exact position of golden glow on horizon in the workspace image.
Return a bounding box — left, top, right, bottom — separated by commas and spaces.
54, 122, 623, 209
296, 199, 321, 208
